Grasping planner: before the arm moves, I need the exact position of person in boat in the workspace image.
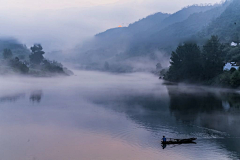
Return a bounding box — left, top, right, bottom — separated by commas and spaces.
162, 136, 166, 142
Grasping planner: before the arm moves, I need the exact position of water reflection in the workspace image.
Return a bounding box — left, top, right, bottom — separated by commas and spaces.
162, 142, 197, 150
165, 85, 240, 158
94, 83, 240, 158
166, 85, 240, 136
30, 90, 43, 103
162, 143, 166, 149
167, 86, 223, 123
0, 93, 25, 102
0, 71, 240, 160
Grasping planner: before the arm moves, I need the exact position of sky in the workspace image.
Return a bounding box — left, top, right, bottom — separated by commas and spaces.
0, 0, 223, 51
0, 0, 222, 12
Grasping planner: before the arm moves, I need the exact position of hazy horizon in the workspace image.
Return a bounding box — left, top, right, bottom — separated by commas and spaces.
0, 0, 223, 51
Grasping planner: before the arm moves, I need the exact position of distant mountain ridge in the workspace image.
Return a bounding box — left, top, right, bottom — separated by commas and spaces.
199, 0, 240, 43
77, 0, 236, 72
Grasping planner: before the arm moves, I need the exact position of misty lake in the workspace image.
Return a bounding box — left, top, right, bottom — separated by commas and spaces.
1, 70, 240, 160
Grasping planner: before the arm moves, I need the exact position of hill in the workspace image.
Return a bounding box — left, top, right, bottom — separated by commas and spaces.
0, 39, 72, 76
76, 1, 233, 72
199, 0, 240, 43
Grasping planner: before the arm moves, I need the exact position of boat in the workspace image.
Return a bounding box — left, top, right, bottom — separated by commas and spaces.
161, 138, 197, 144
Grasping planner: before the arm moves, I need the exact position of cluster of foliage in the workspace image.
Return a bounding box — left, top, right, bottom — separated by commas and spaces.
164, 36, 225, 82
29, 44, 45, 65
1, 49, 29, 74
9, 57, 29, 74
164, 35, 240, 88
216, 68, 240, 88
0, 44, 71, 76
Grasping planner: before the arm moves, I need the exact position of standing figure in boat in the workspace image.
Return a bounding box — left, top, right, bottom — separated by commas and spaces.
162, 136, 167, 149
162, 136, 166, 142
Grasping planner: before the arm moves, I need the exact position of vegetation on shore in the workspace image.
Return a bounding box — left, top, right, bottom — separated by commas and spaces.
163, 35, 240, 88
0, 44, 73, 76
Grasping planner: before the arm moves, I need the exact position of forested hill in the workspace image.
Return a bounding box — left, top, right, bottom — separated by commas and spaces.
0, 38, 72, 76
0, 38, 30, 60
149, 5, 217, 33
96, 12, 170, 38
76, 0, 235, 72
199, 0, 240, 43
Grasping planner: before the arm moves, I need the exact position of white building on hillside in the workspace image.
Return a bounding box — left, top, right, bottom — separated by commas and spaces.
231, 42, 238, 47
223, 62, 239, 71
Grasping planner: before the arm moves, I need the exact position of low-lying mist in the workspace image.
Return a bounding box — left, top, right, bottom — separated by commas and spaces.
1, 70, 240, 159
0, 70, 164, 101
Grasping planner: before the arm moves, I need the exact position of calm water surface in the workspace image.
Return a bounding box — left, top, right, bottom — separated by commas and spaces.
0, 70, 240, 160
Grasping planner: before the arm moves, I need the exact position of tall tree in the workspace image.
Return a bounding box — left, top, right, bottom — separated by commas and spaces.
202, 35, 225, 80
165, 43, 202, 82
29, 44, 45, 65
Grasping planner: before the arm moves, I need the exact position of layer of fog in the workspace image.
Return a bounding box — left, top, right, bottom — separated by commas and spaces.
0, 71, 168, 160
0, 2, 163, 51
69, 48, 171, 73
0, 70, 237, 159
0, 0, 222, 52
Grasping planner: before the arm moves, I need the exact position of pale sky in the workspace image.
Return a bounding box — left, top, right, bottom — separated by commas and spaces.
0, 0, 224, 51
0, 0, 223, 12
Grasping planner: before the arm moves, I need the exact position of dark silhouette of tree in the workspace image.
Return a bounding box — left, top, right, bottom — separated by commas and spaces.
29, 44, 45, 65
202, 35, 225, 80
230, 71, 240, 88
42, 60, 64, 74
10, 57, 29, 74
165, 43, 202, 82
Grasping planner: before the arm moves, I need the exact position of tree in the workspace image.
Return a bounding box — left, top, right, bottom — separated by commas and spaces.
230, 67, 237, 73
230, 71, 240, 88
3, 49, 13, 59
29, 44, 45, 65
42, 59, 64, 74
201, 35, 226, 80
165, 43, 202, 82
218, 71, 231, 86
10, 57, 29, 74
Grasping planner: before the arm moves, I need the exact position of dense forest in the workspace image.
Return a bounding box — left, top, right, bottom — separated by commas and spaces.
0, 41, 72, 76
163, 35, 240, 88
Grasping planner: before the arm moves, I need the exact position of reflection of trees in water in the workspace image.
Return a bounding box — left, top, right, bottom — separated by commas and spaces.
0, 93, 25, 102
221, 92, 240, 109
167, 86, 240, 130
93, 85, 240, 157
167, 85, 240, 158
93, 94, 170, 132
121, 96, 170, 130
168, 87, 223, 123
30, 90, 43, 103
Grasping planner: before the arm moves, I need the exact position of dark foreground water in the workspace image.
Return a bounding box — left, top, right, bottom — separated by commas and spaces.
0, 70, 240, 160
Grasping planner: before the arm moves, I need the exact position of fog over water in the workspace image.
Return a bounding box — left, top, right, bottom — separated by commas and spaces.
0, 70, 240, 160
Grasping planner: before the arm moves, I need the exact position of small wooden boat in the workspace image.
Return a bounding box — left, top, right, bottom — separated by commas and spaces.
161, 138, 197, 144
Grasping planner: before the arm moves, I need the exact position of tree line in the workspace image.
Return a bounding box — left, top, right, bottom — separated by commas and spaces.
1, 44, 70, 76
164, 35, 240, 88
